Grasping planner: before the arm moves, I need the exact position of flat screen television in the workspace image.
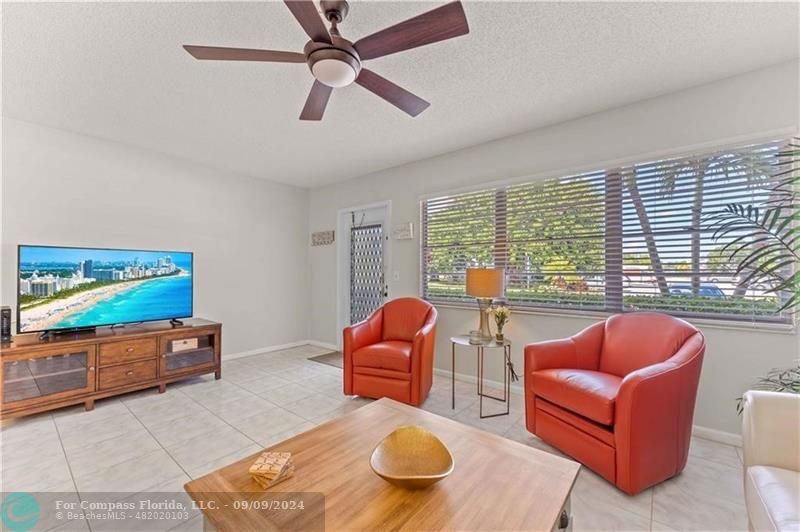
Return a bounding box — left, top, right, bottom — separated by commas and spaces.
17, 245, 193, 334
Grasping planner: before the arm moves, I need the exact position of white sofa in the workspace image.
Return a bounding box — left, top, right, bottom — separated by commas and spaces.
742, 390, 800, 532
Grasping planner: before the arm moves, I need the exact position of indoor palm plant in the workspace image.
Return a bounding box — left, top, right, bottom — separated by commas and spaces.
703, 138, 800, 410
735, 366, 800, 413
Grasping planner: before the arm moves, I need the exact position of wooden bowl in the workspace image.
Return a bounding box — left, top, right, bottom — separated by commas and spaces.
370, 425, 454, 489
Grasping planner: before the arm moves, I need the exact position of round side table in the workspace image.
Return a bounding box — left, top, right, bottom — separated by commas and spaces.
450, 335, 514, 419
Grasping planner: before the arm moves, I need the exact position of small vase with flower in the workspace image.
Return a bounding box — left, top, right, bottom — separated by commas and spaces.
486, 305, 511, 342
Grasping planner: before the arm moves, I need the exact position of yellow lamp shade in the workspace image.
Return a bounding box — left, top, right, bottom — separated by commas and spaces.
465, 268, 505, 298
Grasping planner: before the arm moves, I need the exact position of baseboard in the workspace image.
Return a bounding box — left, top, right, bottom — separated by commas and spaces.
692, 425, 742, 447
433, 367, 524, 396
224, 341, 312, 361
225, 339, 340, 361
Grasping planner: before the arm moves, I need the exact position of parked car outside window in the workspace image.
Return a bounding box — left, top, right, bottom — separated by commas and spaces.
669, 283, 726, 298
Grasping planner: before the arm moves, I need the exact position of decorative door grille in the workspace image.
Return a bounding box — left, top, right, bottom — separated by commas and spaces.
350, 223, 385, 324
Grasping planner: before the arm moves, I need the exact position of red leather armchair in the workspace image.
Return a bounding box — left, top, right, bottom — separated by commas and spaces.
524, 312, 705, 494
343, 298, 438, 406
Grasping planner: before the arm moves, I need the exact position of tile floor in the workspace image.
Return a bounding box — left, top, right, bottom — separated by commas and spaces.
0, 344, 748, 531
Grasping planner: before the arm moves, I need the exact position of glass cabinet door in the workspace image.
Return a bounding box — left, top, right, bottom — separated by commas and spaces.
161, 333, 216, 375
3, 349, 95, 404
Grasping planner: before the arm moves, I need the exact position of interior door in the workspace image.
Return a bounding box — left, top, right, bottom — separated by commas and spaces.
349, 222, 387, 324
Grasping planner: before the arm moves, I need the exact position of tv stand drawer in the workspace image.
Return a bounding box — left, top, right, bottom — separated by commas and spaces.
98, 359, 157, 390
99, 338, 157, 366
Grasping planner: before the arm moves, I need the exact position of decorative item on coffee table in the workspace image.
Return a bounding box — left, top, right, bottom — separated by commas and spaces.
249, 451, 295, 489
370, 425, 454, 490
487, 305, 511, 342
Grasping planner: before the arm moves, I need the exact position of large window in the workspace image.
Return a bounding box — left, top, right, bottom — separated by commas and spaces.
421, 139, 796, 323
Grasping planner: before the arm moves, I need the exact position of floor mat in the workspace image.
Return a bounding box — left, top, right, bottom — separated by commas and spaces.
308, 351, 343, 369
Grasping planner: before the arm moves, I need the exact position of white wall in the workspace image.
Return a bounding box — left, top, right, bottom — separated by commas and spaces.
2, 60, 797, 435
308, 60, 800, 435
1, 118, 310, 355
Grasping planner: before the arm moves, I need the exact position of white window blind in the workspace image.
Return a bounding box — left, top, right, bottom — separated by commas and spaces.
421, 139, 797, 323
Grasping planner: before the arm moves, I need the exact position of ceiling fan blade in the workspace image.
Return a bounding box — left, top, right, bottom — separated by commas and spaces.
183, 45, 306, 63
355, 69, 430, 117
353, 1, 468, 61
284, 0, 331, 44
299, 80, 334, 121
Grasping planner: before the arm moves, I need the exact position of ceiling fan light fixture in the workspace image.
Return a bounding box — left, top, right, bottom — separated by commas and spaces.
184, 0, 470, 120
312, 58, 357, 87
307, 46, 361, 88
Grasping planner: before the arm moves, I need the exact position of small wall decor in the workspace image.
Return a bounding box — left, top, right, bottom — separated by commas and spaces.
392, 222, 414, 240
312, 230, 335, 246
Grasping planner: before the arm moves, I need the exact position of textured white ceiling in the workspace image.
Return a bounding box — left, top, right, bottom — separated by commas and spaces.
3, 2, 798, 188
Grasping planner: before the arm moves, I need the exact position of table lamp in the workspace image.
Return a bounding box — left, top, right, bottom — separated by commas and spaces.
465, 268, 505, 341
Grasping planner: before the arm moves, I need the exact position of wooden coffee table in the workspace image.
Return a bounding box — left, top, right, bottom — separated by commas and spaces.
184, 398, 579, 531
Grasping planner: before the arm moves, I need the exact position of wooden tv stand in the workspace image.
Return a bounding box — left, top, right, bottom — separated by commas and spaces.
0, 318, 221, 419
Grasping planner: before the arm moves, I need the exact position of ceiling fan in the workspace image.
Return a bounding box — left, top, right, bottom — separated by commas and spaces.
183, 0, 469, 121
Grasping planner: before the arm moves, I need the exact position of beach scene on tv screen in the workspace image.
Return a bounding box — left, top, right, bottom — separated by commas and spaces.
19, 246, 192, 332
